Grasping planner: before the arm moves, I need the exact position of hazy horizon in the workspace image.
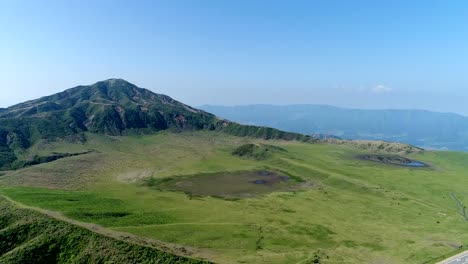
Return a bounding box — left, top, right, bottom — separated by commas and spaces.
1, 1, 468, 114
199, 103, 468, 117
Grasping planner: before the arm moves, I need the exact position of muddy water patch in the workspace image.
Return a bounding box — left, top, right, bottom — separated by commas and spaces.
357, 154, 429, 168
253, 179, 267, 184
151, 170, 303, 198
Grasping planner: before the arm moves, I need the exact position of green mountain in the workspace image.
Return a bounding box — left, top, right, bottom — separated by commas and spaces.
0, 79, 219, 140
0, 79, 309, 170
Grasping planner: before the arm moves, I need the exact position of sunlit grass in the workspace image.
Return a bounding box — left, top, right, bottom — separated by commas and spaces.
1, 131, 468, 263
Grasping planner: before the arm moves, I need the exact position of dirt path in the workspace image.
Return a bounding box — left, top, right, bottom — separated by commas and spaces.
0, 194, 216, 262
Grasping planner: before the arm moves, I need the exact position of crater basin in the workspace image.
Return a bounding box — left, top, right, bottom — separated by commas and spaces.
153, 170, 301, 198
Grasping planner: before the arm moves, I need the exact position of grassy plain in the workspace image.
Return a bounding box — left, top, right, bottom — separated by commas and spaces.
1, 131, 468, 263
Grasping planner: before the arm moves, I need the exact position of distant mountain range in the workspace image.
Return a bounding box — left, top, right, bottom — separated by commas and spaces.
200, 104, 468, 151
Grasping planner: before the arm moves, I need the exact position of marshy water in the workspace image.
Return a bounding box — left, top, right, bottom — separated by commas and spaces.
358, 154, 428, 168
155, 170, 301, 198
405, 161, 427, 167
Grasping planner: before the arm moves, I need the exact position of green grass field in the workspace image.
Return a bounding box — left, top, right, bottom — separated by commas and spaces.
0, 197, 206, 264
1, 131, 468, 263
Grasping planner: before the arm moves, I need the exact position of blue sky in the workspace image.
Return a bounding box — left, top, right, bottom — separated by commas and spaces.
1, 0, 468, 114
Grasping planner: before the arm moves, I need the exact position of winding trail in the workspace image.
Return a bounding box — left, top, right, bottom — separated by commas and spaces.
0, 194, 216, 262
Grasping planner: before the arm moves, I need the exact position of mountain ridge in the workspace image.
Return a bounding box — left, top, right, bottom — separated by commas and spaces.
201, 103, 467, 118
200, 104, 468, 151
0, 79, 311, 170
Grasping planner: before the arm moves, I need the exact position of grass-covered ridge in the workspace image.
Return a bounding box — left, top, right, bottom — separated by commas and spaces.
0, 197, 208, 264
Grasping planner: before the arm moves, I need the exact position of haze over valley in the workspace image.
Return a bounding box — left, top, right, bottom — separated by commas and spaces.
201, 104, 468, 151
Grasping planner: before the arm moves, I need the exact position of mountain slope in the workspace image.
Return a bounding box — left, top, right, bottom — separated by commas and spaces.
0, 80, 310, 170
0, 197, 207, 264
1, 79, 218, 134
200, 104, 468, 151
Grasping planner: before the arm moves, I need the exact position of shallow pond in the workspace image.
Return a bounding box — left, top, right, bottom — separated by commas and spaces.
357, 154, 429, 168
405, 161, 427, 167
154, 170, 302, 198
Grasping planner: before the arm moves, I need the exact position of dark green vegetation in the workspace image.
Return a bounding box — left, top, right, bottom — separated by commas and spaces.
0, 79, 310, 170
1, 151, 94, 170
232, 143, 287, 160
150, 170, 300, 198
200, 104, 468, 151
0, 197, 207, 264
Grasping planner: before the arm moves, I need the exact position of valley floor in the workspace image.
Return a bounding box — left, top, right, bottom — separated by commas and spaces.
1, 131, 468, 263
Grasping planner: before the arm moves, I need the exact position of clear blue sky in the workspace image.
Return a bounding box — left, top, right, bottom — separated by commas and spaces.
1, 0, 468, 114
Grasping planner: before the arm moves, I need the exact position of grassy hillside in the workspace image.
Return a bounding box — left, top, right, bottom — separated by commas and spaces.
1, 131, 467, 263
0, 196, 207, 264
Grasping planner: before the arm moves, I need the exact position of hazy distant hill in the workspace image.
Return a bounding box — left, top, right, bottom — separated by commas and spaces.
200, 104, 468, 151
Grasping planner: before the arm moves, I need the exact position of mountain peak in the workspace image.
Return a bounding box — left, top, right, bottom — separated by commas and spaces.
0, 80, 311, 169
93, 78, 135, 88
73, 78, 144, 97
100, 78, 129, 83
0, 79, 218, 135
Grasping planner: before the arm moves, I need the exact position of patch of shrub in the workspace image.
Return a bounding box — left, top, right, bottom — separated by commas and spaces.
0, 150, 16, 170
10, 151, 93, 170
232, 144, 255, 156
144, 176, 158, 187
143, 176, 173, 187
232, 143, 285, 160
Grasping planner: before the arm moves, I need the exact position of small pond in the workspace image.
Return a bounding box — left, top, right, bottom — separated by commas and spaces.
153, 170, 302, 198
357, 154, 429, 168
405, 161, 427, 167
